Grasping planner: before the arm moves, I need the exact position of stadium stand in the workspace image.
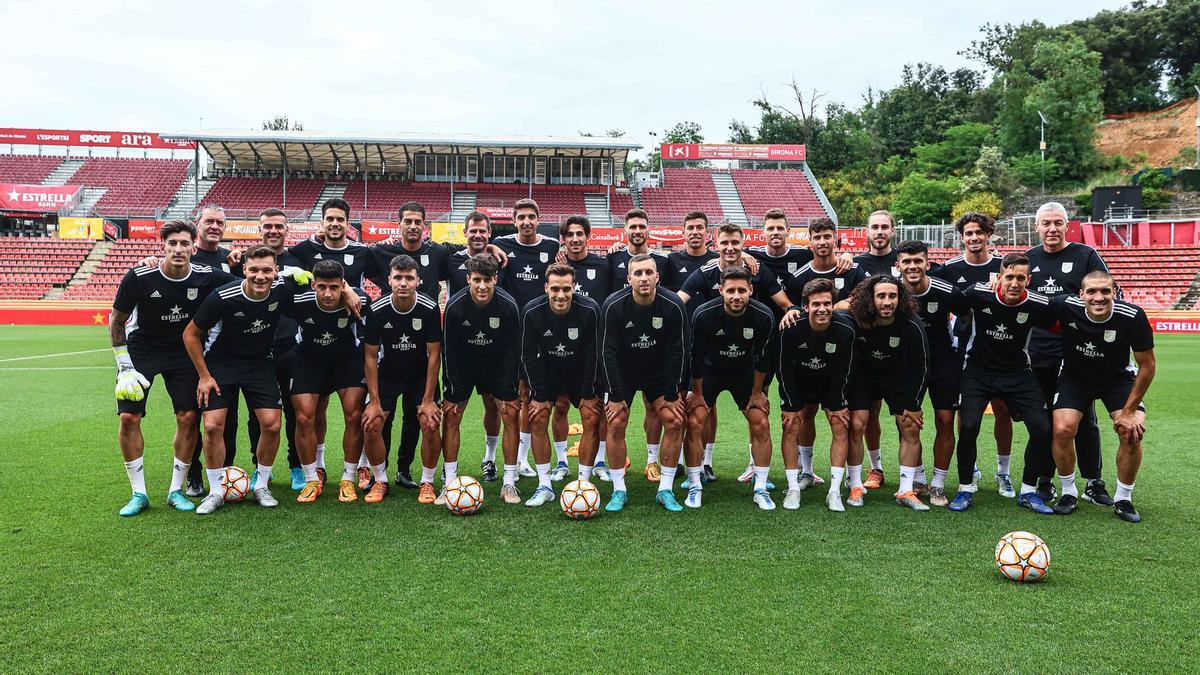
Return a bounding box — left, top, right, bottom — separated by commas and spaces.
343, 180, 452, 219
68, 158, 190, 214
609, 190, 635, 220
200, 177, 326, 219
1101, 245, 1200, 310
0, 237, 92, 299
731, 169, 830, 224
639, 168, 724, 224
0, 155, 63, 184
61, 239, 160, 301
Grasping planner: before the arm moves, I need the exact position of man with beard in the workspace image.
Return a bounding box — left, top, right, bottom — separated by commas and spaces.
664, 211, 717, 291
289, 198, 380, 290
853, 210, 900, 276
785, 218, 869, 305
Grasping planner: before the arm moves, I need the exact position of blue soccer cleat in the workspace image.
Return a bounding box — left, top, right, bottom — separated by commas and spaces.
752, 488, 776, 511
1017, 492, 1055, 514
119, 492, 150, 517
605, 490, 628, 512
656, 489, 683, 512
166, 490, 196, 512
948, 490, 974, 512
290, 467, 305, 491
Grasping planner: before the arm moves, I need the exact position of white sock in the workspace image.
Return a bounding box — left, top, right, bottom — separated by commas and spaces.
484, 435, 499, 463
444, 461, 458, 486
254, 464, 272, 490
1115, 480, 1134, 502
302, 462, 318, 483
206, 467, 225, 497
518, 433, 532, 464
686, 466, 702, 490
357, 455, 369, 469
799, 445, 814, 475
554, 441, 568, 465
829, 466, 845, 493
315, 443, 326, 470
610, 467, 627, 492
657, 464, 677, 492
371, 463, 388, 484
1020, 482, 1037, 495
169, 458, 189, 492
646, 444, 660, 465
932, 468, 948, 490
915, 464, 927, 485
848, 464, 863, 489
868, 449, 882, 471
421, 466, 436, 484
752, 465, 769, 491
997, 454, 1011, 475
342, 461, 357, 481
596, 441, 607, 465
1059, 473, 1078, 497
578, 464, 593, 481
703, 443, 714, 466
536, 462, 551, 489
786, 468, 800, 491
898, 465, 915, 494
124, 457, 146, 495
503, 464, 518, 486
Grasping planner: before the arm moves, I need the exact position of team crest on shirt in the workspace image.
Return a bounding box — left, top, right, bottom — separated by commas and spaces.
268, 302, 278, 311
1016, 312, 1028, 324
187, 288, 198, 300
889, 336, 900, 348
1104, 329, 1116, 342
926, 301, 938, 313
420, 254, 429, 266
834, 278, 845, 289
568, 327, 579, 340
489, 317, 500, 329
988, 272, 998, 283
540, 252, 549, 263
586, 269, 596, 279
344, 253, 355, 266
788, 262, 798, 273
825, 342, 837, 353
413, 318, 422, 331
652, 316, 663, 329
1062, 262, 1074, 273
221, 263, 230, 272
890, 266, 900, 276
743, 327, 754, 339
338, 318, 348, 328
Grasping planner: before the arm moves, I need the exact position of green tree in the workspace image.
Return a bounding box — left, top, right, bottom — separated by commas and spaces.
1161, 0, 1200, 97
871, 64, 986, 158
912, 123, 992, 176
1066, 6, 1166, 112
960, 146, 1024, 204
952, 192, 1004, 220
890, 172, 961, 223
262, 115, 303, 131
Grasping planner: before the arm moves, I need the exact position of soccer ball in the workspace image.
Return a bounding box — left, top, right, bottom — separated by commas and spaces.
221, 466, 250, 503
560, 480, 601, 520
995, 531, 1050, 583
444, 476, 484, 515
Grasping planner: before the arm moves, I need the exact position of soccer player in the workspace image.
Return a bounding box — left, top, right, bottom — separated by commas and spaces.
853, 210, 900, 276
845, 275, 929, 510
369, 201, 456, 300
678, 223, 790, 311
520, 263, 603, 505
362, 255, 444, 505
441, 254, 524, 503
284, 260, 370, 503
183, 245, 343, 514
664, 211, 717, 291
949, 253, 1058, 514
109, 220, 236, 516
1026, 201, 1114, 504
685, 267, 777, 510
600, 254, 689, 512
289, 197, 380, 290
934, 212, 1015, 497
894, 240, 969, 507
777, 279, 856, 511
785, 217, 869, 306
747, 209, 813, 279
190, 204, 236, 272
1048, 272, 1154, 521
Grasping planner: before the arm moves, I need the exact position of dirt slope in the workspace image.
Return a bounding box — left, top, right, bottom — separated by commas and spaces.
1096, 98, 1197, 166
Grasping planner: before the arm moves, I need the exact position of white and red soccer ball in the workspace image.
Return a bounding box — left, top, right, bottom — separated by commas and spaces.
444, 476, 485, 515
995, 530, 1051, 583
560, 480, 601, 520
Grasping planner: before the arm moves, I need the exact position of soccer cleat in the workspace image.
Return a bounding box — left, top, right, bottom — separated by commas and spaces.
645, 462, 661, 482
316, 467, 327, 485
928, 486, 949, 507
684, 485, 703, 508
594, 461, 610, 482
1017, 492, 1054, 514
1113, 499, 1141, 523
812, 474, 825, 484
253, 486, 278, 508
1052, 494, 1078, 515
481, 460, 498, 482
847, 486, 865, 507
752, 488, 776, 511
914, 482, 930, 497
185, 477, 205, 498
119, 492, 150, 517
605, 490, 628, 512
782, 489, 802, 510
518, 461, 537, 478
417, 482, 437, 504
736, 463, 754, 483
434, 488, 447, 506
196, 493, 225, 515
1083, 479, 1115, 507
656, 489, 683, 512
863, 469, 885, 490
948, 491, 974, 512
797, 473, 816, 490
166, 490, 195, 512
501, 483, 522, 505
1036, 479, 1057, 503
826, 490, 845, 512
974, 466, 983, 483
995, 472, 1016, 498
394, 471, 418, 489
549, 462, 570, 482
250, 469, 261, 489
895, 491, 930, 511
357, 467, 371, 490
337, 480, 358, 503
702, 465, 717, 483
297, 481, 322, 503
525, 486, 555, 507
290, 467, 305, 491
365, 481, 389, 503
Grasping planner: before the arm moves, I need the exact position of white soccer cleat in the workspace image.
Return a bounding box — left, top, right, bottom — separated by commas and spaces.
684, 485, 703, 509
752, 489, 776, 511
549, 462, 570, 482
826, 490, 845, 512
518, 461, 536, 478
253, 486, 278, 508
500, 483, 522, 504
783, 489, 802, 510
524, 486, 555, 507
196, 493, 225, 515
736, 463, 754, 484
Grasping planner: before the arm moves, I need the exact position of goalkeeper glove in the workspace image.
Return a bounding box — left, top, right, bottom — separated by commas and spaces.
280, 266, 313, 285
114, 346, 150, 401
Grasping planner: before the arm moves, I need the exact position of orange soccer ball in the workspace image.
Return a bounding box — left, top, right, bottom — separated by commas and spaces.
221, 466, 251, 503
444, 476, 484, 515
559, 480, 602, 520
995, 531, 1051, 583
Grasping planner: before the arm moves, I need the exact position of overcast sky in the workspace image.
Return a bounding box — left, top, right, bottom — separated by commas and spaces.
1, 0, 1126, 158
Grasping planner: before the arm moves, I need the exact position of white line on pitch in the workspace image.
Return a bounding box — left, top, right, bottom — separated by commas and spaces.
0, 366, 111, 371
0, 348, 109, 363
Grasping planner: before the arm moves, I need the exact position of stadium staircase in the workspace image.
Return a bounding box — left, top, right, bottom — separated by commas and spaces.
710, 171, 749, 226
1173, 268, 1200, 309
69, 188, 107, 216
164, 177, 217, 219
49, 241, 110, 299
310, 183, 347, 221
584, 193, 613, 226
42, 158, 86, 186
450, 191, 476, 222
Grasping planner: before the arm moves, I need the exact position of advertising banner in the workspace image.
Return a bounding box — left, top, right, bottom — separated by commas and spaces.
588, 227, 625, 253
361, 220, 400, 243
58, 217, 103, 240
660, 143, 807, 162
0, 183, 80, 211
0, 128, 195, 150
128, 219, 160, 239
223, 220, 263, 240
1149, 314, 1200, 333
431, 222, 466, 245
741, 228, 810, 247
648, 224, 684, 245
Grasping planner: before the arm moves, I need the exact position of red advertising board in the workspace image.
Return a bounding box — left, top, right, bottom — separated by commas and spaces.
660, 143, 807, 162
0, 128, 195, 150
648, 225, 685, 245
0, 183, 80, 211
128, 219, 159, 239
588, 227, 625, 253
1149, 314, 1200, 333
361, 220, 401, 243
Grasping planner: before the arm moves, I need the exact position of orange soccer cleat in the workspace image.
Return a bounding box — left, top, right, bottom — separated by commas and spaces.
337, 480, 358, 503
357, 466, 371, 490
863, 469, 885, 490
417, 482, 437, 504
297, 480, 322, 503
364, 481, 389, 504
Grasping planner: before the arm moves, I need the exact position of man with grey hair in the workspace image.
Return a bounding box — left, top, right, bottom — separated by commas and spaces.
1025, 201, 1115, 506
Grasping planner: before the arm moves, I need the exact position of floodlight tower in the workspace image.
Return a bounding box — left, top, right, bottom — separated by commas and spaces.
1037, 110, 1048, 194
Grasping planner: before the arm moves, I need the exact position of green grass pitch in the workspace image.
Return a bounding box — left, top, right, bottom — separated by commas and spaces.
0, 326, 1196, 672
